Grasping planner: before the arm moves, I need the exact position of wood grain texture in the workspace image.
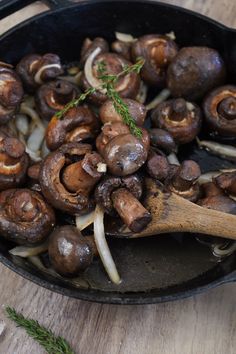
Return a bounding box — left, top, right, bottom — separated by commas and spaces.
0, 1, 236, 353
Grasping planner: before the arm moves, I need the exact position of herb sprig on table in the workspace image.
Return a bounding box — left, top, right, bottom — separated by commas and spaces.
6, 307, 75, 354
55, 57, 144, 138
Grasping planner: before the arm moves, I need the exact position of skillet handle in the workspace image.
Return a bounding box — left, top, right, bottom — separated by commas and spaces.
0, 0, 37, 20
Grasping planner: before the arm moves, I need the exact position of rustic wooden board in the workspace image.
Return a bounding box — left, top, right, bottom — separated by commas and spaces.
0, 1, 236, 353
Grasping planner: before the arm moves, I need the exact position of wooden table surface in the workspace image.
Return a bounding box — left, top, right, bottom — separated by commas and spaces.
0, 1, 236, 353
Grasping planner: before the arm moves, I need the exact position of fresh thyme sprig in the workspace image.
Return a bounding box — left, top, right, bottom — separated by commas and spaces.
6, 307, 75, 354
55, 57, 145, 138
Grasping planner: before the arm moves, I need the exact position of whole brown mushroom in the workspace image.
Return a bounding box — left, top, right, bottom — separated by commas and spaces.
95, 174, 151, 232
203, 85, 236, 136
16, 53, 63, 92
0, 188, 55, 244
81, 52, 140, 105
151, 98, 202, 144
149, 128, 177, 153
146, 150, 171, 181
0, 62, 24, 124
99, 99, 146, 126
214, 171, 236, 196
35, 79, 79, 120
46, 105, 100, 150
131, 34, 178, 87
167, 47, 226, 100
0, 136, 29, 191
39, 143, 105, 215
48, 226, 96, 276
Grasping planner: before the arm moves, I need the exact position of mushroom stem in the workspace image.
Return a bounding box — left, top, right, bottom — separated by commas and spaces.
111, 187, 151, 233
94, 204, 121, 284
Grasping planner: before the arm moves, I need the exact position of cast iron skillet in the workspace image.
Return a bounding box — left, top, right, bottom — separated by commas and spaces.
0, 0, 236, 305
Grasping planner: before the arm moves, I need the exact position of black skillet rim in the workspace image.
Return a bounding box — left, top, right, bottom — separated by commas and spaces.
0, 0, 236, 304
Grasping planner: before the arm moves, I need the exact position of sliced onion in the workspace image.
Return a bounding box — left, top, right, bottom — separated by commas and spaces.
198, 168, 236, 185
165, 31, 176, 40
115, 32, 136, 42
27, 125, 45, 152
97, 162, 107, 173
15, 114, 29, 136
136, 80, 148, 104
9, 241, 48, 257
212, 241, 236, 258
41, 139, 50, 158
84, 47, 106, 93
59, 71, 82, 85
94, 204, 121, 284
20, 103, 44, 130
34, 64, 62, 85
146, 89, 170, 110
25, 147, 42, 162
76, 211, 95, 231
197, 138, 236, 161
167, 152, 180, 165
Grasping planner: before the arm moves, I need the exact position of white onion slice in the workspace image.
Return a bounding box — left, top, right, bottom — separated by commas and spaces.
146, 89, 170, 111
197, 138, 236, 161
34, 64, 62, 84
166, 31, 176, 40
15, 114, 29, 135
136, 80, 148, 104
84, 47, 106, 93
115, 31, 136, 42
41, 139, 50, 158
25, 147, 42, 162
27, 125, 45, 152
212, 242, 236, 257
76, 211, 95, 231
20, 103, 44, 130
97, 162, 107, 173
59, 71, 82, 85
167, 152, 180, 165
198, 171, 220, 185
94, 204, 121, 284
9, 241, 48, 258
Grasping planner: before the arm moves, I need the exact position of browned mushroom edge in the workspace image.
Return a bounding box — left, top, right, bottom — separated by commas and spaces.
0, 188, 55, 244
111, 40, 132, 61
167, 47, 226, 100
99, 98, 146, 126
0, 136, 29, 191
16, 53, 63, 92
0, 63, 24, 124
95, 174, 151, 232
79, 37, 109, 67
198, 182, 236, 214
35, 79, 79, 121
148, 128, 177, 153
39, 142, 105, 215
146, 150, 171, 181
48, 225, 96, 276
151, 98, 202, 144
81, 52, 140, 105
203, 85, 236, 136
214, 171, 236, 196
46, 105, 100, 150
131, 34, 178, 87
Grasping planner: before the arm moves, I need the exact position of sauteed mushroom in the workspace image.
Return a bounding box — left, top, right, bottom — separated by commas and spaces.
0, 188, 55, 244
39, 143, 104, 214
35, 79, 79, 120
81, 52, 140, 105
16, 53, 63, 92
167, 47, 226, 100
214, 171, 236, 196
111, 40, 132, 60
99, 99, 146, 126
149, 128, 177, 153
146, 150, 170, 181
198, 182, 236, 214
151, 98, 202, 144
0, 136, 29, 191
48, 226, 96, 276
203, 85, 236, 136
80, 37, 109, 67
131, 34, 178, 87
46, 105, 100, 150
0, 62, 24, 124
95, 174, 151, 232
168, 160, 201, 202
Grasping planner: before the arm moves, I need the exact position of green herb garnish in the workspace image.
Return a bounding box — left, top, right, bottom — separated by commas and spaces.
6, 306, 75, 354
55, 57, 145, 138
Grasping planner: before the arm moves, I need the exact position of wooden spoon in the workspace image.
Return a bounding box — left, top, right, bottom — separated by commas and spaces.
106, 178, 236, 239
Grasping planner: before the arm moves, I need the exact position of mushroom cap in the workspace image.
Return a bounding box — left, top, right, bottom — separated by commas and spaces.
214, 171, 236, 196
131, 34, 178, 86
46, 105, 100, 150
35, 79, 79, 121
0, 136, 29, 191
80, 37, 109, 67
99, 98, 146, 126
147, 150, 170, 181
203, 85, 236, 136
81, 53, 140, 105
95, 174, 143, 215
0, 188, 55, 244
48, 225, 94, 276
151, 98, 202, 144
96, 121, 130, 152
39, 142, 96, 215
149, 128, 177, 153
16, 53, 63, 92
167, 47, 226, 100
